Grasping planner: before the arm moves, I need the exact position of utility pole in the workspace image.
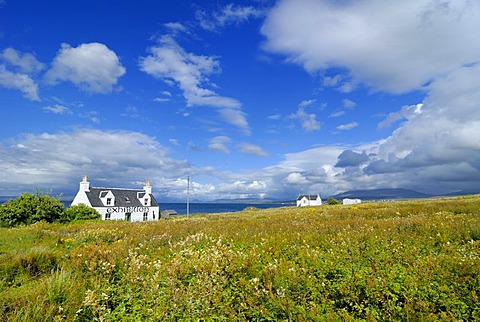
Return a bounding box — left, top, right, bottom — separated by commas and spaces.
187, 176, 190, 217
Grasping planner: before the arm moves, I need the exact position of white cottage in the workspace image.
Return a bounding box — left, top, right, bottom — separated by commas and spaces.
71, 176, 160, 222
343, 198, 362, 205
296, 194, 322, 207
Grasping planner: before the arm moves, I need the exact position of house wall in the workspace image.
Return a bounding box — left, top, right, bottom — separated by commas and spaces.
96, 206, 160, 222
297, 196, 322, 207
71, 191, 91, 207
343, 198, 362, 205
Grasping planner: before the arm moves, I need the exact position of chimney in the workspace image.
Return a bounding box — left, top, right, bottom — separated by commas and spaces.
79, 175, 90, 192
144, 180, 152, 194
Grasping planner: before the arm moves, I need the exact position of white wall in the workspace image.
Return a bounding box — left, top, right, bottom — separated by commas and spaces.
343, 198, 362, 205
71, 191, 91, 207
96, 206, 160, 222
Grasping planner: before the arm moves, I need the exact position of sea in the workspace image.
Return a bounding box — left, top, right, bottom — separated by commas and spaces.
0, 197, 293, 215
159, 202, 292, 215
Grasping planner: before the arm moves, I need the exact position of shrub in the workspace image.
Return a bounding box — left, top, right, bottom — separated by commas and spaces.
0, 191, 65, 227
326, 197, 341, 205
64, 204, 100, 221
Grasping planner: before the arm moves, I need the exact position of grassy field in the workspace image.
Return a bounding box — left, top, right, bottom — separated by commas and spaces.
1, 196, 480, 321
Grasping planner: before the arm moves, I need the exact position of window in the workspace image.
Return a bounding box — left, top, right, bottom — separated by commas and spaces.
106, 198, 112, 205
144, 199, 149, 206
105, 213, 111, 220
143, 212, 148, 221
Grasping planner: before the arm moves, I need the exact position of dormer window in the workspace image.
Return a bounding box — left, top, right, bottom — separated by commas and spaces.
137, 191, 150, 206
99, 190, 115, 207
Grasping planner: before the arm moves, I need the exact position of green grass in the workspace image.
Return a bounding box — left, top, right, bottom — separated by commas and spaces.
1, 196, 480, 321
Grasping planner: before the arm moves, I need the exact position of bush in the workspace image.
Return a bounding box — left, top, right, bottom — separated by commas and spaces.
0, 191, 65, 227
327, 197, 341, 205
65, 204, 100, 221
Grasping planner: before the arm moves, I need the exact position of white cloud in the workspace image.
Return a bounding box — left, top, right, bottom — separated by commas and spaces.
0, 48, 43, 100
140, 35, 250, 133
1, 48, 44, 73
197, 4, 264, 31
217, 180, 268, 199
43, 104, 71, 114
262, 0, 480, 94
299, 99, 316, 107
208, 136, 231, 154
370, 64, 480, 177
238, 143, 269, 157
153, 97, 170, 103
336, 122, 359, 131
0, 129, 196, 195
342, 99, 356, 109
289, 106, 320, 132
46, 43, 126, 93
164, 22, 188, 35
0, 65, 40, 101
329, 111, 345, 118
268, 114, 282, 120
284, 172, 309, 184
378, 103, 423, 129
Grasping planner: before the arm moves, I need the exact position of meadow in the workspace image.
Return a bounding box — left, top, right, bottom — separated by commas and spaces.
1, 196, 480, 321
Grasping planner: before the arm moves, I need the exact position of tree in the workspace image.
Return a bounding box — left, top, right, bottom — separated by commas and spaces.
64, 204, 100, 221
0, 191, 65, 227
326, 197, 341, 205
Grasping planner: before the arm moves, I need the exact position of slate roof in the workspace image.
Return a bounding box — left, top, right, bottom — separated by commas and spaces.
85, 187, 159, 207
297, 194, 320, 201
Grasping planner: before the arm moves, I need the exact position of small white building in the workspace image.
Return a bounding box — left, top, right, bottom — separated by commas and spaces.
71, 176, 160, 222
296, 194, 322, 207
343, 198, 362, 205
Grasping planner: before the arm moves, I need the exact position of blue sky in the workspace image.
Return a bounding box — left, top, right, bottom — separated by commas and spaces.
1, 0, 479, 201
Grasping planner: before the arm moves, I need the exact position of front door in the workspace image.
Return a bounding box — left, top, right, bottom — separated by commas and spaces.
125, 213, 131, 222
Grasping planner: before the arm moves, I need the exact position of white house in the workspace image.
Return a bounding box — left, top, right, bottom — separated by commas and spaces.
296, 194, 322, 207
71, 176, 160, 222
343, 198, 362, 205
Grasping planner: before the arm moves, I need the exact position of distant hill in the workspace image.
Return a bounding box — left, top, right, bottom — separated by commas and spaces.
441, 190, 480, 197
331, 188, 432, 200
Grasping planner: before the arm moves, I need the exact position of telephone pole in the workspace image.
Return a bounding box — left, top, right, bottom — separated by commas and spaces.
187, 176, 190, 216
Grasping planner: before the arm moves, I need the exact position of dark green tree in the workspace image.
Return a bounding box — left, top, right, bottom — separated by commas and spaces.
326, 197, 341, 205
0, 191, 65, 227
64, 204, 100, 221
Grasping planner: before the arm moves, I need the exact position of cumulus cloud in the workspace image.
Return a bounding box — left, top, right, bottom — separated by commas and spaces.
378, 103, 423, 129
0, 65, 40, 101
290, 106, 320, 132
0, 129, 197, 195
262, 0, 480, 94
140, 35, 250, 133
1, 48, 44, 73
0, 48, 43, 100
284, 172, 309, 185
335, 150, 369, 168
217, 180, 268, 199
46, 43, 126, 93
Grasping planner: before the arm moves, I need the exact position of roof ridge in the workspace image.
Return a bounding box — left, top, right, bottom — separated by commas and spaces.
91, 186, 144, 191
